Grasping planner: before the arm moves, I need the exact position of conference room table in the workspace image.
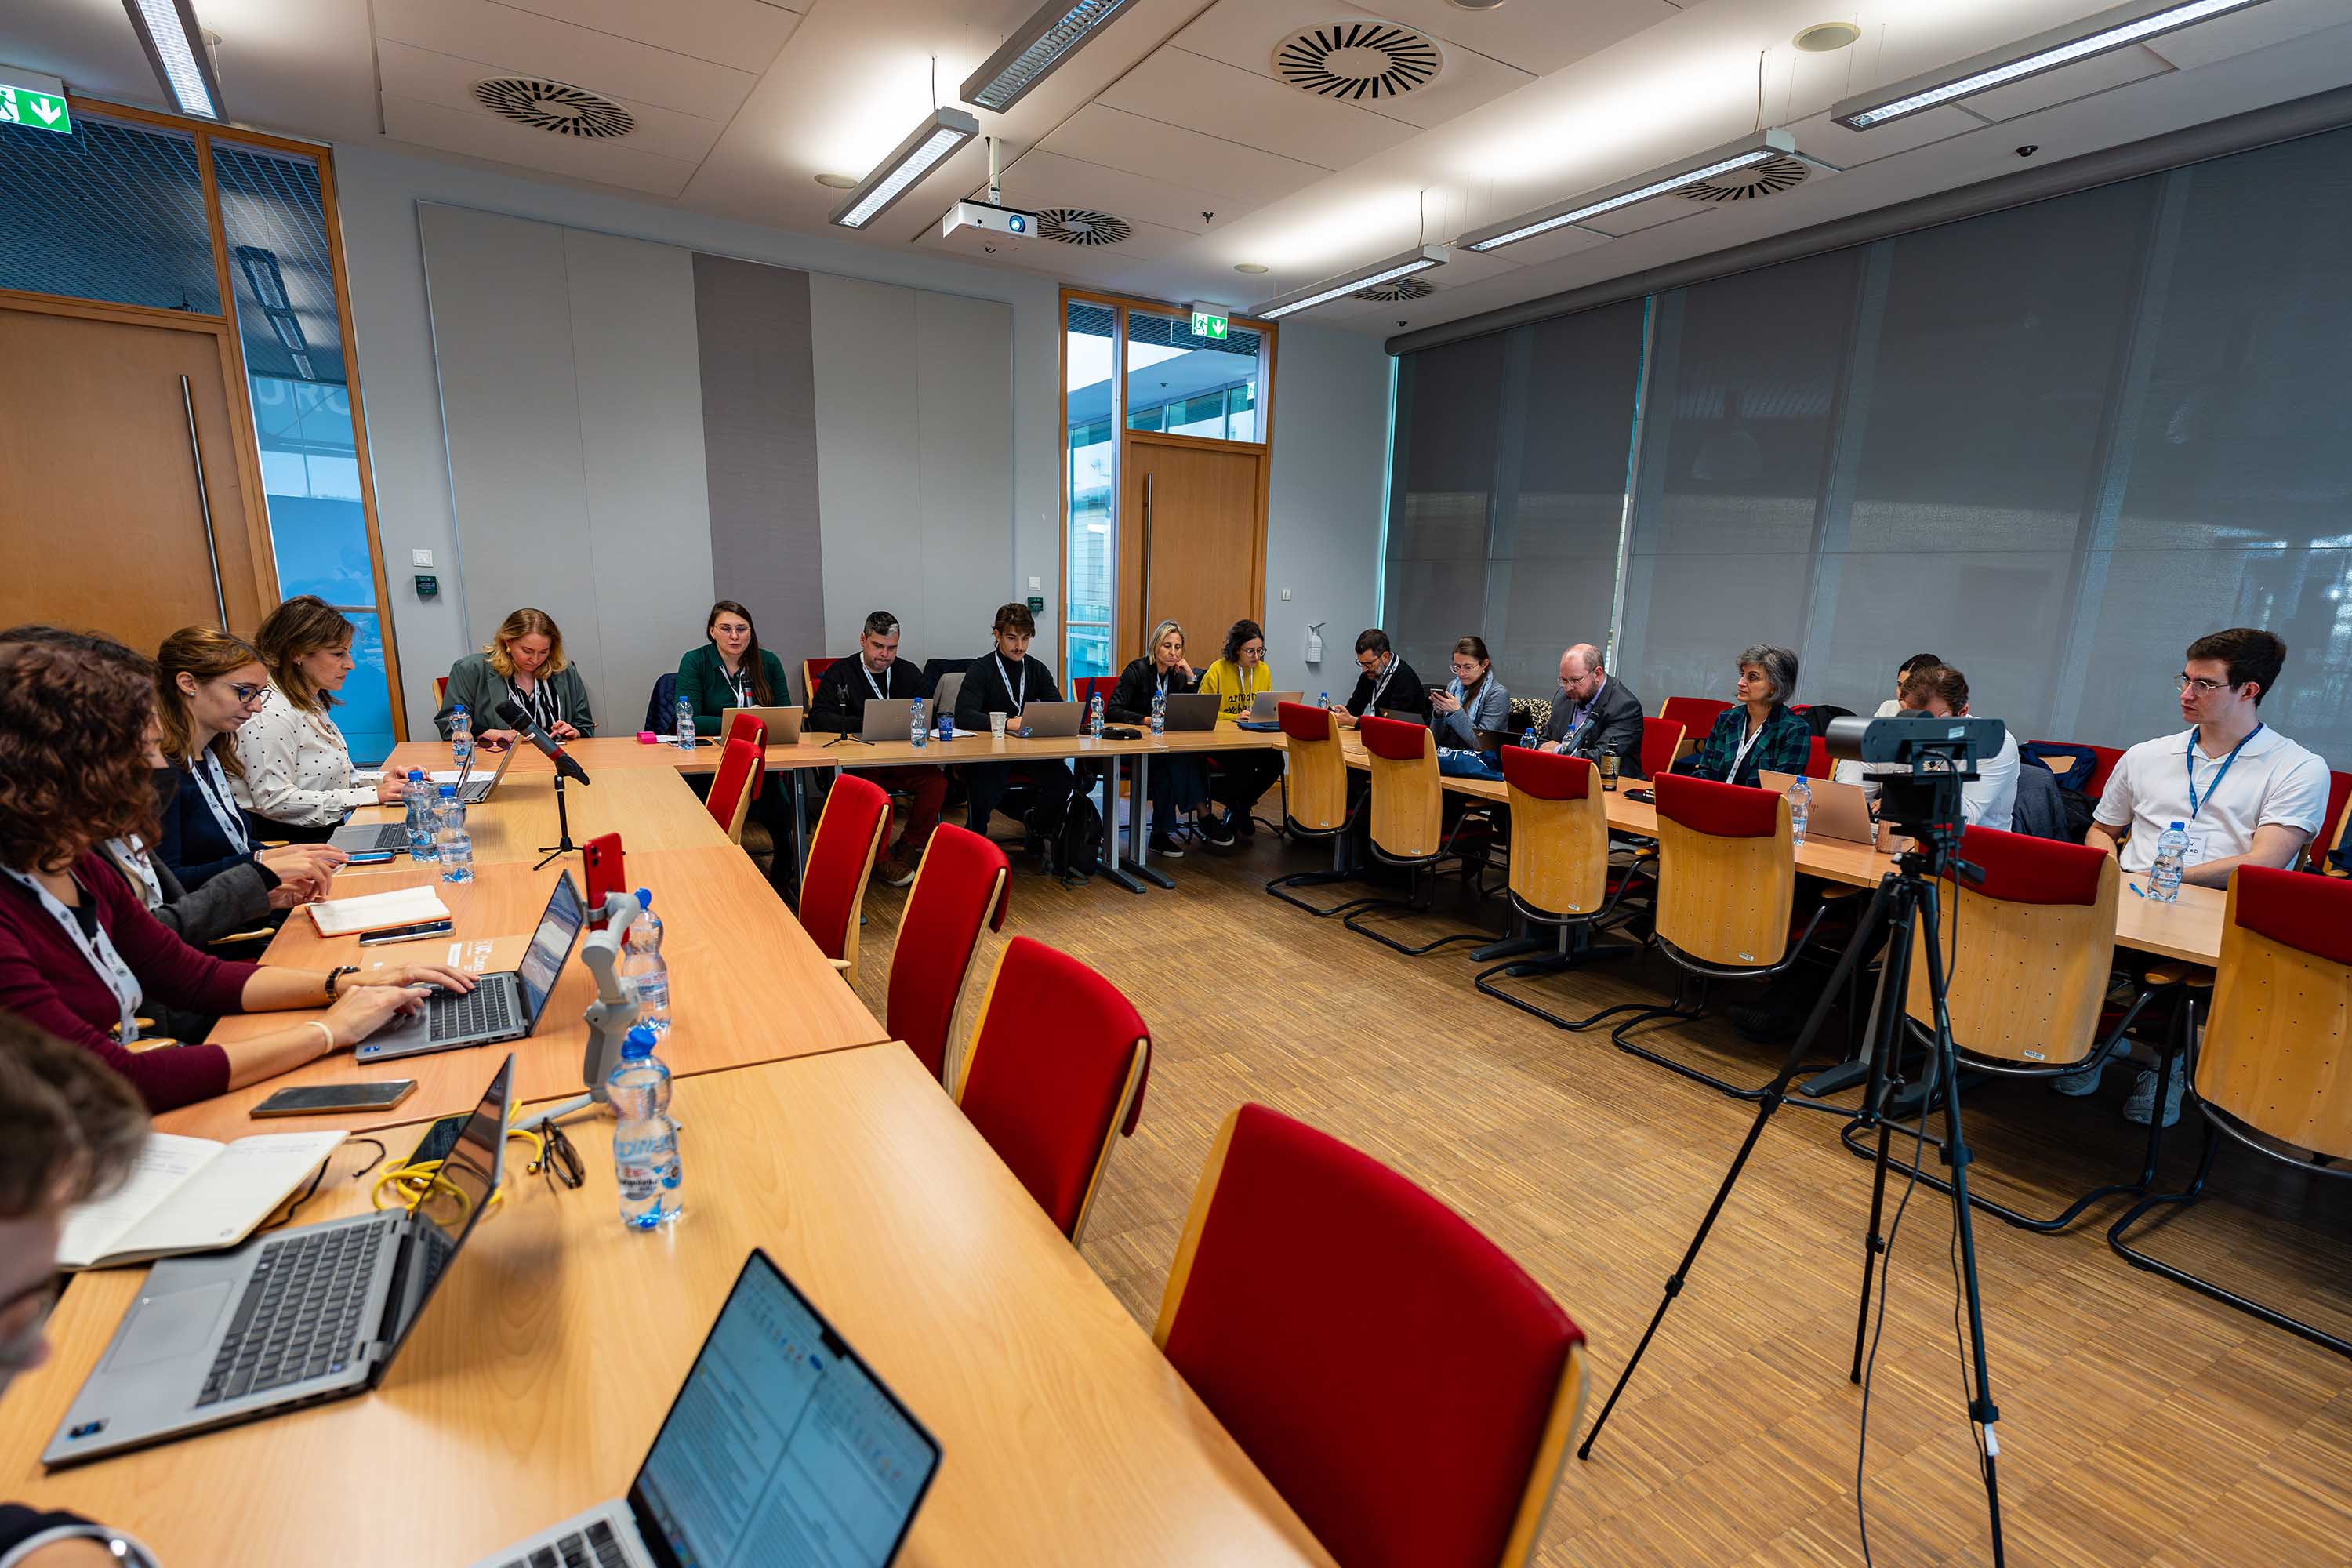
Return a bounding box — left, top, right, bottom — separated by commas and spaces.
5, 1044, 1338, 1566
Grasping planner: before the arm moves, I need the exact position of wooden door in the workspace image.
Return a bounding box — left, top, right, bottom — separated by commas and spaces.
1116, 434, 1266, 664
0, 303, 269, 650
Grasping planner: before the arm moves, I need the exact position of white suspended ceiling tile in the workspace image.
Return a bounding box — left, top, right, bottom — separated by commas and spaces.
1101, 49, 1420, 172
995, 149, 1253, 236
488, 0, 804, 68
1039, 103, 1334, 208
1789, 102, 1989, 169
376, 40, 727, 164
1958, 42, 2172, 122
2141, 0, 2349, 71
373, 0, 764, 118
383, 95, 699, 196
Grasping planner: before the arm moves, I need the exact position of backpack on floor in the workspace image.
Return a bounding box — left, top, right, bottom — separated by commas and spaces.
1029, 792, 1102, 882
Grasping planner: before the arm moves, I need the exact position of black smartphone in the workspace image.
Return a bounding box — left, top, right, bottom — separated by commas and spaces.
251, 1080, 418, 1117
347, 850, 397, 866
358, 919, 455, 946
1626, 788, 1657, 804
406, 1111, 470, 1167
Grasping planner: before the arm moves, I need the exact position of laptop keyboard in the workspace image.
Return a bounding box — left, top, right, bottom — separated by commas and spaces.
504, 1519, 626, 1568
196, 1219, 391, 1406
430, 980, 517, 1043
354, 822, 408, 851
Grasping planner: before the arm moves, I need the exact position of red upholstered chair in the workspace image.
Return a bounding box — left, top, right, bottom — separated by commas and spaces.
1155, 1103, 1587, 1568
1658, 696, 1730, 762
2030, 739, 2125, 797
798, 771, 890, 985
891, 824, 1010, 1086
1638, 717, 1685, 782
716, 712, 774, 871
1266, 701, 1365, 915
705, 735, 762, 845
1805, 735, 1831, 780
721, 710, 766, 799
954, 936, 1149, 1241
1343, 713, 1491, 956
2311, 768, 2350, 875
800, 655, 840, 710
2111, 868, 2352, 1359
1475, 749, 1651, 1025
433, 675, 448, 706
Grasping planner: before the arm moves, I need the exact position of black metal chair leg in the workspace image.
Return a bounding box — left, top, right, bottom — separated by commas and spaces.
1610, 980, 1854, 1116
1343, 862, 1491, 956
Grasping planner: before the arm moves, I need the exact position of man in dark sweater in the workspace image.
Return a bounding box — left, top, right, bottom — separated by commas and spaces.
1336, 628, 1431, 726
808, 611, 946, 886
1539, 642, 1647, 778
954, 602, 1076, 846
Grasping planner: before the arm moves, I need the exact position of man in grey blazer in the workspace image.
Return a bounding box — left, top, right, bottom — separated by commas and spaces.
1540, 644, 1647, 778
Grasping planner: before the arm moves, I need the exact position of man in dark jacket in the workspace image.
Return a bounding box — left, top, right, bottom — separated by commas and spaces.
1336, 629, 1431, 725
954, 602, 1075, 847
1540, 643, 1646, 778
809, 611, 945, 886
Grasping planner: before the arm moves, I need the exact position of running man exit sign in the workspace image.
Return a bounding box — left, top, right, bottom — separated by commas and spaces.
1189, 304, 1229, 340
0, 67, 71, 135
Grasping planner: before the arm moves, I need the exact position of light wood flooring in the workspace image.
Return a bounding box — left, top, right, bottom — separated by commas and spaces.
841, 811, 2352, 1567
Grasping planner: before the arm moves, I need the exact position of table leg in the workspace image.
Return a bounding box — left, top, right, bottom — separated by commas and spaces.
791, 770, 810, 874
1125, 751, 1172, 890
1094, 753, 1145, 894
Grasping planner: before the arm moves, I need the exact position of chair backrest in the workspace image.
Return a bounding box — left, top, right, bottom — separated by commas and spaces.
956, 936, 1150, 1241
2197, 868, 2352, 1160
799, 772, 891, 982
2031, 739, 2125, 797
1651, 771, 1794, 967
891, 825, 1011, 1084
705, 735, 761, 843
1278, 701, 1347, 834
1659, 696, 1730, 759
721, 710, 765, 800
1906, 826, 2117, 1066
1805, 735, 1831, 780
933, 670, 966, 720
1154, 1103, 1586, 1568
2312, 768, 2350, 875
433, 674, 448, 706
642, 670, 679, 735
1073, 674, 1117, 713
802, 655, 840, 710
1638, 717, 1684, 782
1359, 713, 1443, 861
1500, 747, 1608, 919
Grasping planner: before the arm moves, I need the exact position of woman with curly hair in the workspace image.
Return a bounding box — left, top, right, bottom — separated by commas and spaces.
0, 627, 474, 1112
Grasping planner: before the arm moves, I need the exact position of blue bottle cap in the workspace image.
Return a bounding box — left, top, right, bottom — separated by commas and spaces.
438, 783, 457, 797
622, 1025, 655, 1059
408, 768, 424, 780
635, 887, 653, 909
2169, 820, 2185, 831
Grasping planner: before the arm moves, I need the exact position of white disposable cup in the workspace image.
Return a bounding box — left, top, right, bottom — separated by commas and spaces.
989, 712, 1008, 739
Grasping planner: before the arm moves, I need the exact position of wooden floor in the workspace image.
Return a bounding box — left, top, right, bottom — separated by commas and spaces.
838, 808, 2352, 1568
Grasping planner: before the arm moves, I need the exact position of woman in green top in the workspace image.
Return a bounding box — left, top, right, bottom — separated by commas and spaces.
435, 608, 594, 743
677, 600, 789, 736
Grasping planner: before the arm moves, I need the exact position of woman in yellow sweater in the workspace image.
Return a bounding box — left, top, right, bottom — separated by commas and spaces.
1196, 619, 1285, 839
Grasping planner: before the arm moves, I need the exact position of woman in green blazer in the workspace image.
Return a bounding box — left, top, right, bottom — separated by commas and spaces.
677, 599, 788, 736
436, 608, 595, 742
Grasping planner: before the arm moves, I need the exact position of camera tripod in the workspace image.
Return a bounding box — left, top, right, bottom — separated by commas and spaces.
1576, 793, 2008, 1565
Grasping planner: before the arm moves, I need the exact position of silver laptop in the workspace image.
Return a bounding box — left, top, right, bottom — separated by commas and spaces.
355, 872, 584, 1062
859, 696, 919, 742
43, 1057, 514, 1467
722, 703, 804, 745
1161, 692, 1219, 731
1247, 690, 1304, 721
1022, 699, 1083, 739
329, 746, 517, 853
1759, 770, 1877, 846
469, 1248, 941, 1568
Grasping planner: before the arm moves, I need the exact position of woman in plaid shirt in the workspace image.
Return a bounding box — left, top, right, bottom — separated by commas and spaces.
1674, 645, 1811, 788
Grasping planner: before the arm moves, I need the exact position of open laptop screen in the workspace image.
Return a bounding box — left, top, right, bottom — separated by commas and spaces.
517, 872, 586, 1025
630, 1250, 940, 1568
379, 1055, 512, 1362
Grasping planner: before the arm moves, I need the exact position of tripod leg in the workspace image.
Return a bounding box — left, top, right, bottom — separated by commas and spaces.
1845, 898, 1915, 1383
1849, 1117, 1896, 1384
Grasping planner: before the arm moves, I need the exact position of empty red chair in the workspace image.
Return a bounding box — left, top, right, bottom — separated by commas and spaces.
705, 735, 761, 842
1658, 696, 1731, 762
799, 771, 890, 983
955, 935, 1150, 1240
1805, 735, 1831, 780
1638, 717, 1684, 782
891, 824, 1010, 1084
721, 710, 766, 800
1156, 1103, 1587, 1568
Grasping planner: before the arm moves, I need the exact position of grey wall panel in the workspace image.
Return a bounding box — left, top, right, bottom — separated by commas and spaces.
565, 228, 713, 729
916, 289, 1014, 657
692, 252, 824, 695
1266, 323, 1391, 694
807, 274, 919, 659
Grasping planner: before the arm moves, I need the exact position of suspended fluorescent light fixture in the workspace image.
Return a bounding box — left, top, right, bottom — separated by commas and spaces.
961, 0, 1144, 113
1459, 129, 1795, 253
1254, 245, 1454, 321
1833, 0, 2271, 130
122, 0, 224, 119
829, 107, 980, 229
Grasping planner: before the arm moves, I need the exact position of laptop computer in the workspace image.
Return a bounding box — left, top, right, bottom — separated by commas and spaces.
467, 1248, 941, 1568
43, 1056, 515, 1467
329, 746, 518, 853
1235, 690, 1304, 731
1162, 692, 1219, 731
355, 872, 586, 1062
1759, 770, 1877, 847
723, 703, 804, 745
1022, 699, 1083, 739
858, 697, 918, 742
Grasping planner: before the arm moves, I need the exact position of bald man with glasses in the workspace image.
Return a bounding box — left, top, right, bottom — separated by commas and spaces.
1538, 644, 1648, 777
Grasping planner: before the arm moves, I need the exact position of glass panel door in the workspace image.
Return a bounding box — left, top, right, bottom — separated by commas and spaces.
1065, 299, 1117, 680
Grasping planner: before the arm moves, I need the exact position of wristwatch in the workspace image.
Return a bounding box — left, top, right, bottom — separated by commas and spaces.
325, 964, 360, 1003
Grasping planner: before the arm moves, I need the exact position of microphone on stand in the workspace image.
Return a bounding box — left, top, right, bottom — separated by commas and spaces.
496, 698, 590, 786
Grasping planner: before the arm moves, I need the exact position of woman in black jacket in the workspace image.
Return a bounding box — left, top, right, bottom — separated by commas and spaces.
1108, 619, 1223, 856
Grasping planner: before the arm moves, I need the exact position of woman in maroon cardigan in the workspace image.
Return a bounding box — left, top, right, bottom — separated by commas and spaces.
0, 630, 474, 1113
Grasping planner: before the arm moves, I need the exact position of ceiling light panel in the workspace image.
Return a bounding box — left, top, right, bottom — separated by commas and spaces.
122, 0, 224, 119
829, 107, 979, 229
1255, 244, 1454, 320
1831, 0, 2270, 129
1460, 129, 1796, 252
962, 0, 1145, 114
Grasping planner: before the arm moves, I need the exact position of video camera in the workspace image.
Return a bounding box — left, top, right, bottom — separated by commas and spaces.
1823, 713, 2006, 846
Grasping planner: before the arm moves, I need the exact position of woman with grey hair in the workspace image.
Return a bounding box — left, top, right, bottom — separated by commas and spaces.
1673, 644, 1812, 787
1107, 619, 1224, 855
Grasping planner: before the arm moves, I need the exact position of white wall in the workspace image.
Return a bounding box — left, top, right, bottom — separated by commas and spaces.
1263, 325, 1392, 697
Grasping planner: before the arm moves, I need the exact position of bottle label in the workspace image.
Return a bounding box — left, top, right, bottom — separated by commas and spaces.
616, 1160, 660, 1203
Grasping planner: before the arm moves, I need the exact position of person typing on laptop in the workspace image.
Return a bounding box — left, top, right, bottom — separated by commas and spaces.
0, 632, 472, 1113
1108, 619, 1223, 856
1333, 628, 1429, 728
809, 612, 946, 887
1195, 619, 1284, 839
954, 603, 1076, 849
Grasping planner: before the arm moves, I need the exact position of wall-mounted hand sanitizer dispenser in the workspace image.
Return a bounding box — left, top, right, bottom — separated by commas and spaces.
1305, 621, 1324, 664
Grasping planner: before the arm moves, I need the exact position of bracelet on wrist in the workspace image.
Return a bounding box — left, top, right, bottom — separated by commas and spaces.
309, 1019, 336, 1054
325, 964, 358, 1003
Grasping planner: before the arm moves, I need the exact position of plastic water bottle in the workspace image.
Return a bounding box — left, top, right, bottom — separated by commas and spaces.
909, 695, 927, 750
938, 710, 955, 743
1088, 692, 1105, 738
619, 887, 670, 1036
609, 1025, 683, 1230
1788, 774, 1813, 848
2149, 821, 2189, 902
1520, 727, 1537, 751
1318, 691, 1330, 710
435, 786, 472, 884
403, 769, 437, 862
674, 698, 695, 750
1149, 688, 1166, 737
450, 705, 473, 771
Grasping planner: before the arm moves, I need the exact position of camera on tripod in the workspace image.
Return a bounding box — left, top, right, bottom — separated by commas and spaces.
1823, 713, 2006, 843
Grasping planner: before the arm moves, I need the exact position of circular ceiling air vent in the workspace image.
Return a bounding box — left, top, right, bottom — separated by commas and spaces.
1677, 156, 1811, 204
1038, 209, 1132, 247
1352, 275, 1434, 303
472, 78, 637, 139
1274, 20, 1443, 102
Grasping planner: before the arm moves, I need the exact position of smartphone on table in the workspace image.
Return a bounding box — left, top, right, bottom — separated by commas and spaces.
358, 919, 455, 946
250, 1080, 418, 1117
583, 832, 626, 927
346, 851, 397, 866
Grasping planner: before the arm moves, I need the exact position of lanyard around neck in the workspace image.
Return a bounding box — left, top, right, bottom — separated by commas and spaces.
862, 662, 891, 702
995, 653, 1025, 710
2187, 724, 2262, 820
1731, 715, 1770, 779
5, 869, 142, 1043
1367, 659, 1396, 709
187, 749, 250, 853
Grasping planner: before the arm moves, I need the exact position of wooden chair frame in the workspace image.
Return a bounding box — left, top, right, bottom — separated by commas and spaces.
1266, 702, 1370, 916
1475, 753, 1653, 1025
807, 775, 889, 985
1342, 718, 1493, 956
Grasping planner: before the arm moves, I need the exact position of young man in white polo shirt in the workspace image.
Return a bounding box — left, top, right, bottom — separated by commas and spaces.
2063, 627, 2328, 1124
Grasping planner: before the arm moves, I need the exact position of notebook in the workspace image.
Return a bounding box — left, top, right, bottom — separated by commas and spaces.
306, 885, 452, 938
56, 1131, 347, 1271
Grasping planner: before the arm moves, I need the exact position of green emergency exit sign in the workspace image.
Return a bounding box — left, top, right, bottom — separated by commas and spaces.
1189, 304, 1229, 340
0, 68, 72, 136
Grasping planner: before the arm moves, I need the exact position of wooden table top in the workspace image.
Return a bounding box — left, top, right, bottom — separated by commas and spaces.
387, 726, 1290, 781
11, 1047, 1334, 1568
350, 756, 730, 866
162, 844, 889, 1143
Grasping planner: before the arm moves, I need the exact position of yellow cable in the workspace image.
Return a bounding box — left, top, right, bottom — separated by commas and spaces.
372, 1123, 543, 1215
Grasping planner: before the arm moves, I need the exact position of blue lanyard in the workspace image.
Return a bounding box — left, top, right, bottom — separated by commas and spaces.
2186, 724, 2260, 821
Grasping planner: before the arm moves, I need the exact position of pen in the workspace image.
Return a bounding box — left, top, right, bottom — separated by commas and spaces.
2125, 881, 2146, 898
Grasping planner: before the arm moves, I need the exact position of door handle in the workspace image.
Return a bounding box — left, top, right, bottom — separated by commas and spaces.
1138, 471, 1153, 658
181, 375, 229, 628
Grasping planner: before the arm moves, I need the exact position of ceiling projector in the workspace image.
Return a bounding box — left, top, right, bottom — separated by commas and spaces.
942, 199, 1039, 245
